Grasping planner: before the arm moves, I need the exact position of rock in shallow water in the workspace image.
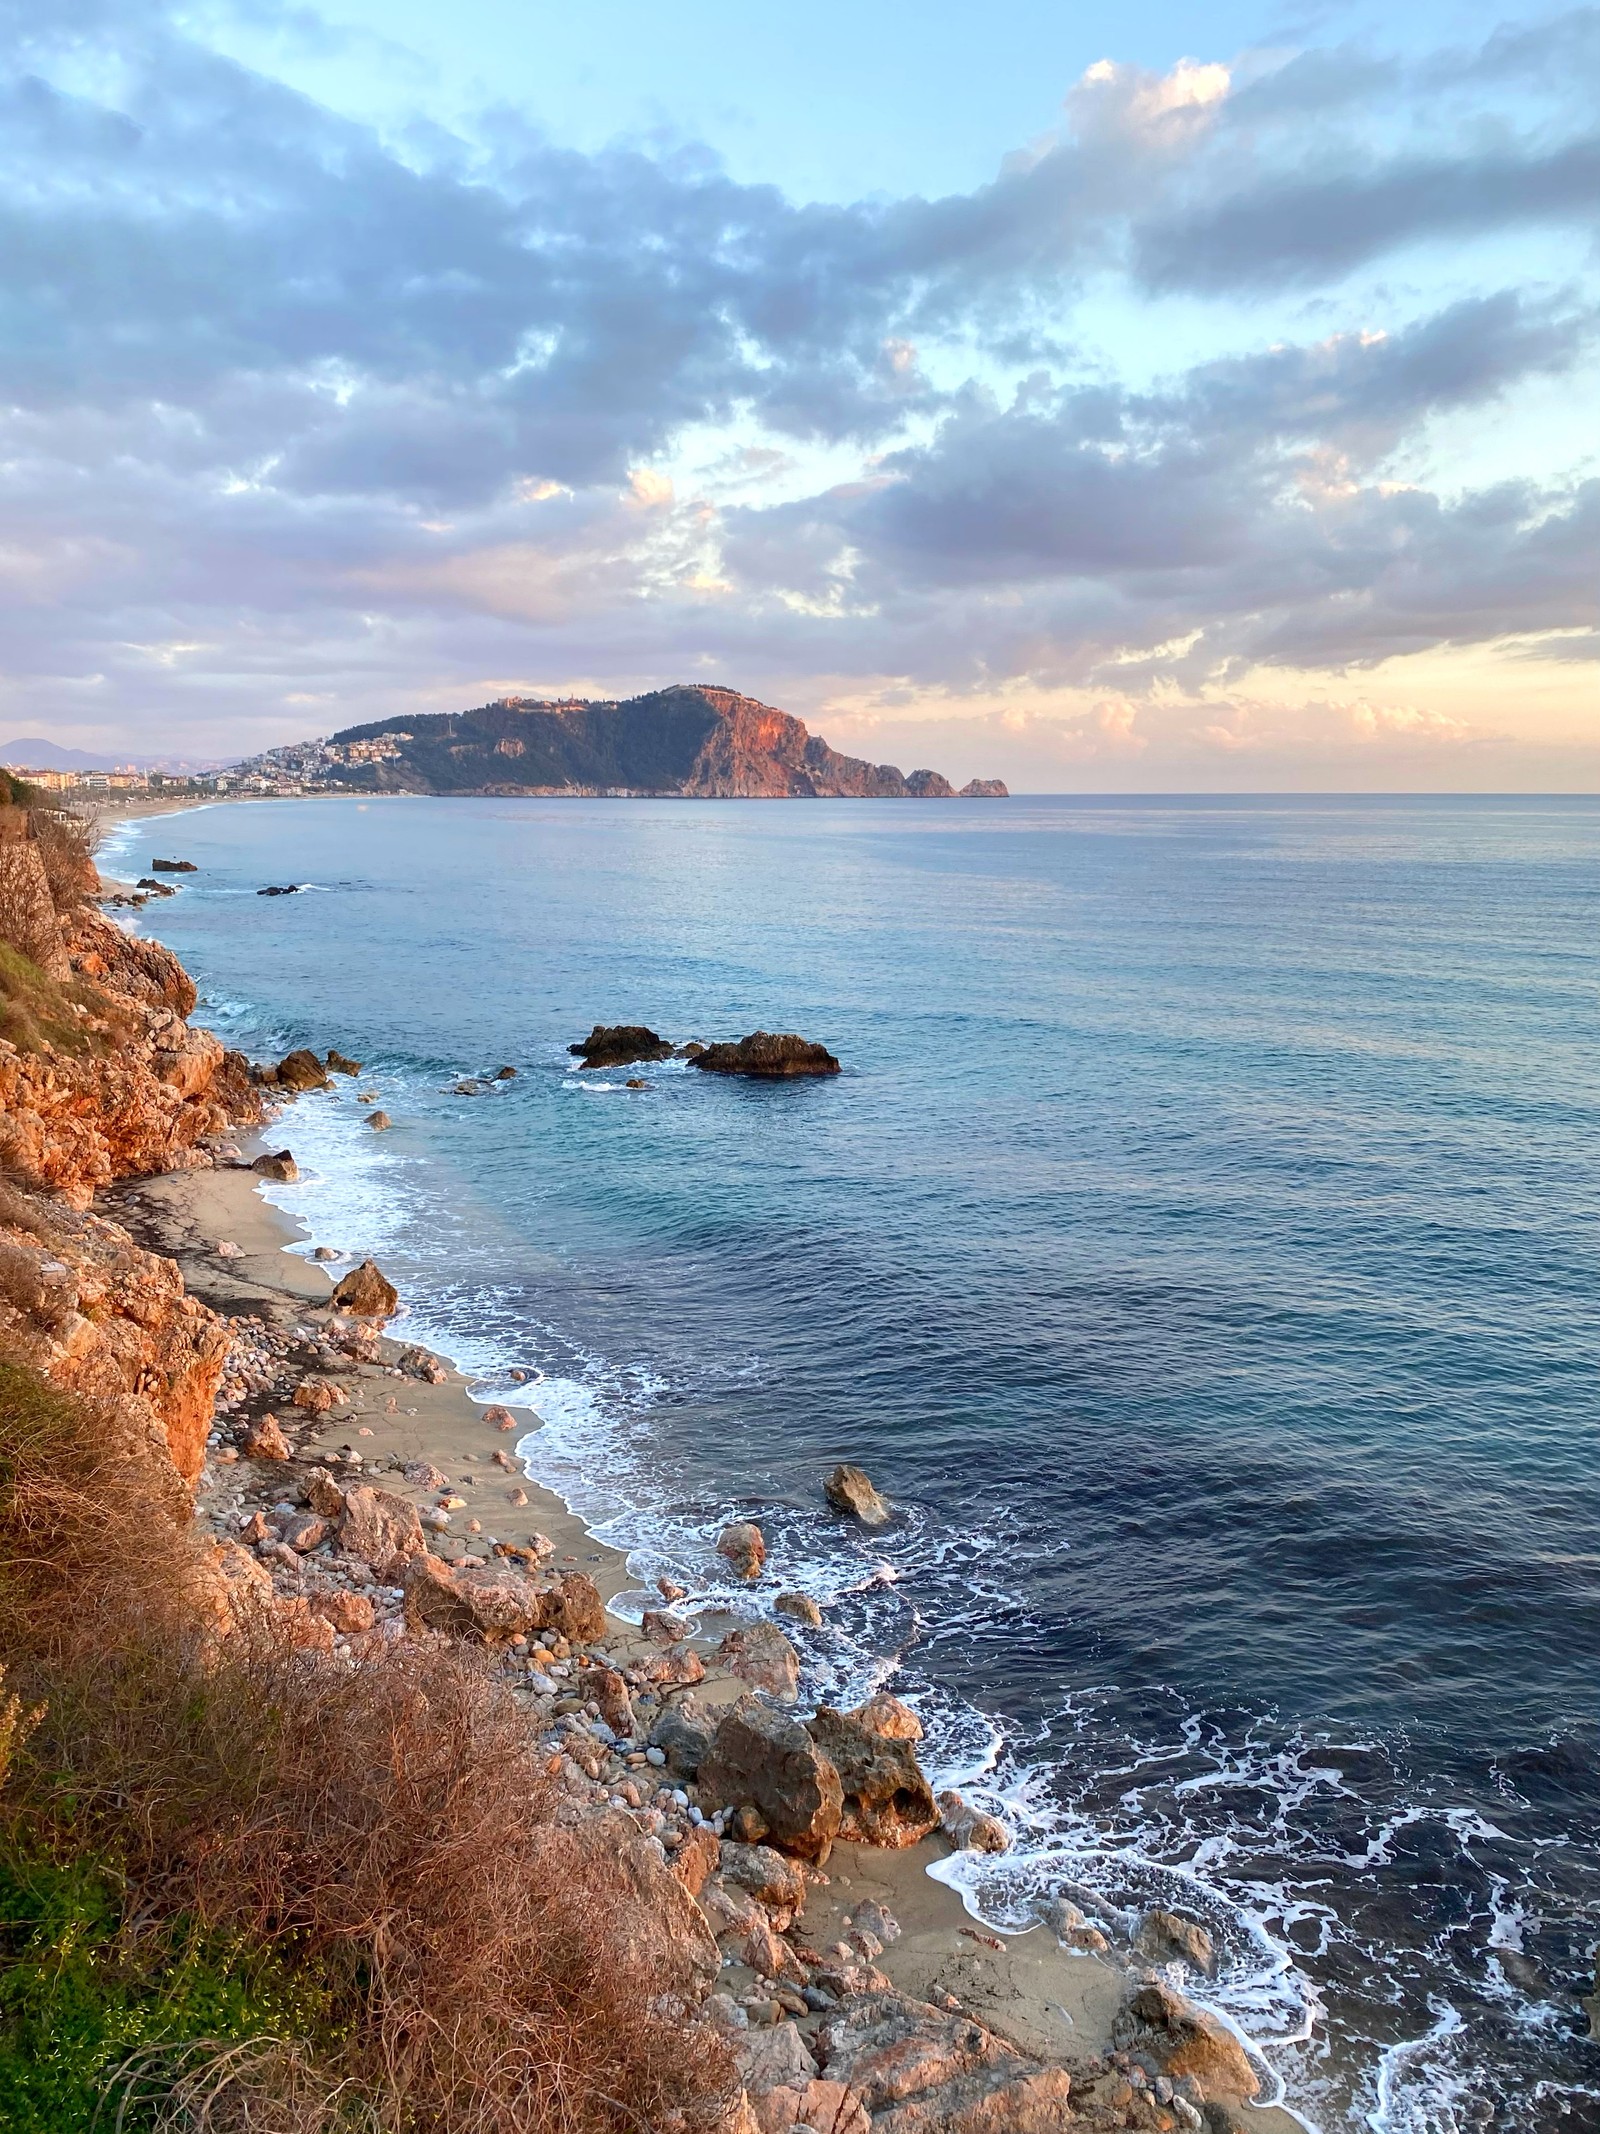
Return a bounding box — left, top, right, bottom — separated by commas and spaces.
692, 1031, 840, 1078
1136, 1907, 1215, 1975
938, 1788, 1009, 1853
823, 1462, 891, 1526
568, 1023, 673, 1069
717, 1519, 767, 1579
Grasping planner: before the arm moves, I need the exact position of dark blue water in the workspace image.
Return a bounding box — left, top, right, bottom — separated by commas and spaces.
111, 795, 1600, 2132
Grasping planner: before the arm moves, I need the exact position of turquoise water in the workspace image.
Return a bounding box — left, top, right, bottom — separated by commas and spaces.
112, 794, 1600, 2132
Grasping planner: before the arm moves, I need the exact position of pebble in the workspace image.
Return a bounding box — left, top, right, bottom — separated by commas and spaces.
646, 1745, 667, 1767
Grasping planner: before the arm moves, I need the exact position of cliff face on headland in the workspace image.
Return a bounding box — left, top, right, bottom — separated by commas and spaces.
324, 685, 1010, 799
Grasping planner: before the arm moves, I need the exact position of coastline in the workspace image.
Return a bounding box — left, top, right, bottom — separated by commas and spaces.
68, 787, 1302, 2128
121, 1107, 1300, 2132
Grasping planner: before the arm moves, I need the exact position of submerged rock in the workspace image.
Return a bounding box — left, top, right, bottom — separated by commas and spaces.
823, 1462, 890, 1526
1136, 1907, 1215, 1975
251, 1148, 298, 1182
325, 1049, 361, 1075
568, 1023, 674, 1070
366, 1110, 392, 1130
774, 1590, 823, 1629
692, 1032, 841, 1078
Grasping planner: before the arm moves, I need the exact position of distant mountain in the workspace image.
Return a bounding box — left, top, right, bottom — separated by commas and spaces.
313, 686, 1007, 799
0, 738, 127, 772
0, 738, 226, 773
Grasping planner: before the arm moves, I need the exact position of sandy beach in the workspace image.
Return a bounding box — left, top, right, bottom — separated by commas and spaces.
113, 1128, 1299, 2132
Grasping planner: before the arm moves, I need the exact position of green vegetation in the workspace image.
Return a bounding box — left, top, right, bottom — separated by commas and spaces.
0, 1845, 334, 2134
0, 1353, 733, 2134
0, 939, 112, 1057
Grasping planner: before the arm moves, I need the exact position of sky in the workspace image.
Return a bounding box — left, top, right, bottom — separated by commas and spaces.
2, 0, 1596, 789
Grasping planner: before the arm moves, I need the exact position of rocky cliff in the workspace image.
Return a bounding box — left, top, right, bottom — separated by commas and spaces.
0, 805, 261, 1488
0, 904, 260, 1202
320, 686, 1009, 800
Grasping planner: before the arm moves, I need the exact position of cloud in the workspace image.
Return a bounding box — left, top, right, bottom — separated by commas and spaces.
0, 1, 1595, 774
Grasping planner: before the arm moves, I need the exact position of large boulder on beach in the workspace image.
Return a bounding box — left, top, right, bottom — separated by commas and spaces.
330, 1259, 398, 1317
568, 1024, 673, 1070
823, 1462, 891, 1525
718, 1622, 801, 1701
649, 1695, 716, 1778
816, 1991, 1070, 2128
806, 1705, 939, 1847
338, 1484, 426, 1579
692, 1032, 840, 1078
697, 1695, 843, 1863
404, 1557, 550, 1645
251, 1149, 298, 1182
1112, 1981, 1259, 2104
404, 1559, 604, 1646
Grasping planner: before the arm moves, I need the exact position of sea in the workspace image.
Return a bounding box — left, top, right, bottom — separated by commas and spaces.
106, 793, 1600, 2133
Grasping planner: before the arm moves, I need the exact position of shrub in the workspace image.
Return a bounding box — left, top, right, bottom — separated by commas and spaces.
0, 1844, 338, 2134
0, 1360, 737, 2134
27, 805, 101, 913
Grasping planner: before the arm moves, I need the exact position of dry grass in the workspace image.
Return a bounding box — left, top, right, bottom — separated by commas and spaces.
103, 2037, 374, 2134
0, 1179, 66, 1246
0, 1359, 738, 2134
28, 805, 102, 912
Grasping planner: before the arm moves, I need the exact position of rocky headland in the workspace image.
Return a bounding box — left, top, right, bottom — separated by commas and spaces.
247, 685, 1011, 802
0, 793, 1287, 2134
